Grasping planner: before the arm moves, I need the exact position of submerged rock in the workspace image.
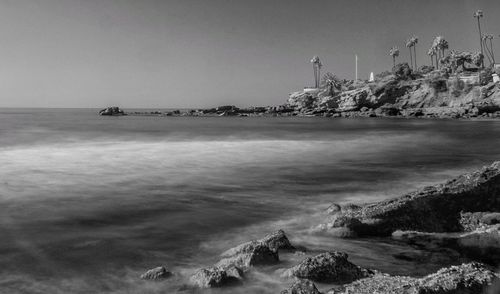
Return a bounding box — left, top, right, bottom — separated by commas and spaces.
283, 252, 371, 283
319, 162, 500, 237
281, 280, 322, 294
140, 266, 172, 280
327, 262, 499, 294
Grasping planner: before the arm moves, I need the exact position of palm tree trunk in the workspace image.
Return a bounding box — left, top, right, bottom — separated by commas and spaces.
491, 39, 496, 64
430, 56, 433, 67
393, 56, 396, 68
409, 48, 413, 69
414, 45, 417, 70
477, 17, 485, 68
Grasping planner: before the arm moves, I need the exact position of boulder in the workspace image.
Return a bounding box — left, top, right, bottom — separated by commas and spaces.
327, 262, 499, 294
217, 240, 279, 269
260, 229, 295, 251
189, 266, 242, 288
140, 266, 172, 280
319, 162, 500, 237
282, 252, 371, 283
281, 280, 322, 294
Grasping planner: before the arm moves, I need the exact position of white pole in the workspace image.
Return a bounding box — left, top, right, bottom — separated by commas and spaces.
355, 54, 358, 81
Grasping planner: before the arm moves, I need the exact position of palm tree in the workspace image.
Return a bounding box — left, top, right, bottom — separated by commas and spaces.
321, 72, 341, 96
432, 36, 442, 69
406, 38, 414, 69
482, 34, 495, 65
389, 46, 400, 68
474, 10, 485, 68
439, 38, 449, 58
310, 56, 322, 88
412, 36, 419, 70
427, 48, 436, 67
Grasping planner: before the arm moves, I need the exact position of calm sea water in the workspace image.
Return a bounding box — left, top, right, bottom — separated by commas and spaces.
1, 108, 500, 293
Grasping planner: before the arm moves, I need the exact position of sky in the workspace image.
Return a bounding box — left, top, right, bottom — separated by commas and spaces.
0, 0, 499, 108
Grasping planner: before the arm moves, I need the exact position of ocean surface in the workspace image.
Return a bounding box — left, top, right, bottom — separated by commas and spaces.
1, 108, 500, 294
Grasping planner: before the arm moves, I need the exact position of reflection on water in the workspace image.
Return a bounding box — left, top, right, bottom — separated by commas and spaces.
1, 109, 500, 293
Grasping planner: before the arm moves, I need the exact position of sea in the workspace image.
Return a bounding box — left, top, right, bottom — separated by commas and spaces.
1, 108, 499, 293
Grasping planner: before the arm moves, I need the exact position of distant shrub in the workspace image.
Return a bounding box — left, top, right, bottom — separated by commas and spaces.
479, 67, 493, 85
417, 65, 435, 74
392, 63, 413, 80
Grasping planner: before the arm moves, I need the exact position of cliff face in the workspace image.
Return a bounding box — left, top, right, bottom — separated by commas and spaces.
287, 71, 500, 118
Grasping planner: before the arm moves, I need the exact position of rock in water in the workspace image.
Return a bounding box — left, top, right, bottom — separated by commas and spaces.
98, 106, 125, 116
328, 262, 499, 294
260, 229, 295, 251
189, 266, 242, 288
217, 241, 279, 269
320, 161, 500, 237
281, 280, 322, 294
140, 266, 172, 280
283, 252, 371, 283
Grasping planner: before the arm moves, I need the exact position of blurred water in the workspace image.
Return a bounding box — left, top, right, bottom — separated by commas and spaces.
1, 108, 500, 293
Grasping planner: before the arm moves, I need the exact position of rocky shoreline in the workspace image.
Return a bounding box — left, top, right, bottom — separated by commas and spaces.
138, 162, 500, 293
100, 64, 500, 120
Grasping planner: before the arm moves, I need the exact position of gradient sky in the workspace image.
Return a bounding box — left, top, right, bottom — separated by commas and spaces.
0, 0, 499, 108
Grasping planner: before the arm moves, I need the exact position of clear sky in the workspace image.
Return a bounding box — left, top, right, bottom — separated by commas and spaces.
0, 0, 499, 108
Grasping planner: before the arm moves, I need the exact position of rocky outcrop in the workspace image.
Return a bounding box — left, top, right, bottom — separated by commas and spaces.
99, 106, 125, 116
317, 161, 500, 237
140, 266, 172, 280
327, 262, 499, 294
281, 280, 322, 294
282, 252, 372, 283
284, 66, 500, 119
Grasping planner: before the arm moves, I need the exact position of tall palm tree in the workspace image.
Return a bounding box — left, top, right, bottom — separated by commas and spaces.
412, 36, 419, 70
389, 46, 400, 68
310, 56, 322, 88
432, 36, 442, 69
406, 38, 414, 69
427, 48, 436, 67
474, 10, 485, 68
482, 34, 495, 65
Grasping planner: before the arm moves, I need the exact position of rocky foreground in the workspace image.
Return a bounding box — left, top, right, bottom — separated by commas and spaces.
139, 162, 500, 293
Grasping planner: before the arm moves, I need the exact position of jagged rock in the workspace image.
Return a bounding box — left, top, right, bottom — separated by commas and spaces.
140, 266, 172, 280
288, 91, 318, 110
260, 229, 295, 251
336, 87, 370, 112
319, 162, 500, 237
282, 252, 371, 283
99, 106, 125, 116
217, 240, 279, 269
189, 266, 242, 288
327, 262, 499, 294
281, 280, 321, 294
